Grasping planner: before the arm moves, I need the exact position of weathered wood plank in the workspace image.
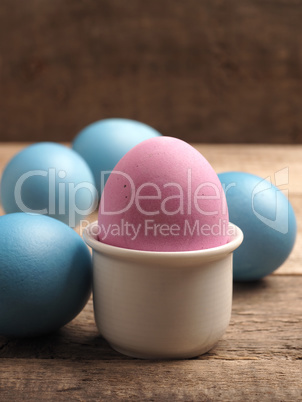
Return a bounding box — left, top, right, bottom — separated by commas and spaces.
0, 276, 301, 362
0, 359, 301, 401
1, 1, 302, 144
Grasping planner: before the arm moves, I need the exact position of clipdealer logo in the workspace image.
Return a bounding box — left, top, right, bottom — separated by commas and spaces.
12, 166, 291, 235
251, 168, 289, 234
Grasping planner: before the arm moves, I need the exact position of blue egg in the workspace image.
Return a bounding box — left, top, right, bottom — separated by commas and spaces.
0, 213, 92, 337
72, 118, 161, 195
218, 172, 297, 281
0, 142, 97, 227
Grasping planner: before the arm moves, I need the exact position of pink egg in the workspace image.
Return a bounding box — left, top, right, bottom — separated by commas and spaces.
98, 137, 229, 251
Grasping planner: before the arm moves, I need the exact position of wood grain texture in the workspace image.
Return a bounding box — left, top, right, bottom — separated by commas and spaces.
0, 277, 301, 401
0, 143, 301, 400
0, 360, 301, 401
1, 1, 302, 143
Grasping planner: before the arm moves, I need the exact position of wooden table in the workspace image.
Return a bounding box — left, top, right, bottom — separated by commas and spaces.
0, 143, 301, 401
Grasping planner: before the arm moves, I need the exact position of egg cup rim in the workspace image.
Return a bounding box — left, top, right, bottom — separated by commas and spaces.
83, 220, 243, 262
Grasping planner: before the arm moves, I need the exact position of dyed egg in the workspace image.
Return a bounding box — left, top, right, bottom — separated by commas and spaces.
218, 171, 297, 281
98, 137, 229, 251
72, 118, 161, 195
0, 213, 92, 337
0, 142, 97, 227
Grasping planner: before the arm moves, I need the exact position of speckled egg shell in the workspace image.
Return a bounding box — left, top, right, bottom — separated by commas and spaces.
98, 137, 229, 251
0, 213, 92, 337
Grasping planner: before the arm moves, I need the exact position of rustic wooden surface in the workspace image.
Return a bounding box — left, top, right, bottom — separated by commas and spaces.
0, 144, 302, 401
1, 1, 302, 143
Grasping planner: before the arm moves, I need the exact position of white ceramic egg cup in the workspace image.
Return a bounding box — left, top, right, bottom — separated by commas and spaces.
84, 221, 243, 359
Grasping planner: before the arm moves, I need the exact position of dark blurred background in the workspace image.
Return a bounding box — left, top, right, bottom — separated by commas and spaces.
0, 0, 302, 143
